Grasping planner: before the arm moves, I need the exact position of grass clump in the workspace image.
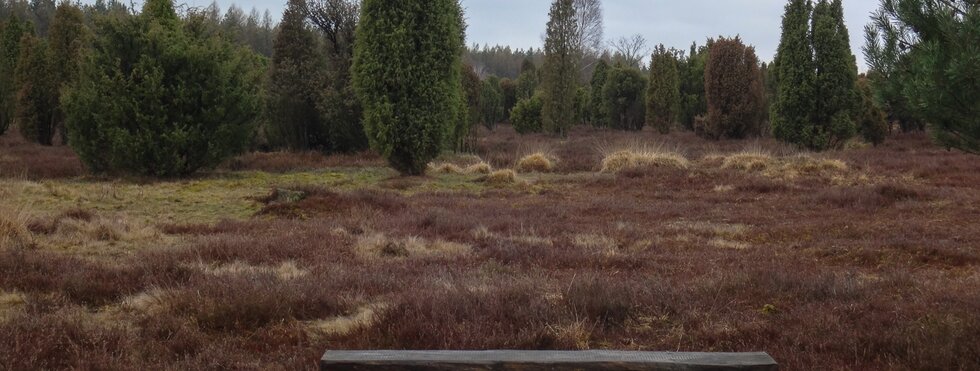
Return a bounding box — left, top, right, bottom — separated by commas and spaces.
720, 150, 774, 171
483, 169, 520, 186
515, 153, 556, 173
601, 149, 689, 173
427, 161, 493, 175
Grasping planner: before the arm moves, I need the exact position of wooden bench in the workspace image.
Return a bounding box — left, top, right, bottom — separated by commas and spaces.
321, 350, 779, 370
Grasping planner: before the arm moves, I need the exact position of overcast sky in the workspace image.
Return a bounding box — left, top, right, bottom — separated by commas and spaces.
137, 0, 879, 67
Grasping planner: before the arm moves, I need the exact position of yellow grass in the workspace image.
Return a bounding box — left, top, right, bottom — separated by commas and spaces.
516, 153, 556, 173
601, 149, 689, 173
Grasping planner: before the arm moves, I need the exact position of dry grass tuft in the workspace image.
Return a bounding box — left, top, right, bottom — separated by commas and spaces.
428, 161, 493, 175
355, 233, 471, 259
189, 261, 309, 281
463, 162, 493, 175
720, 150, 774, 171
0, 208, 33, 249
306, 304, 385, 337
515, 153, 556, 173
0, 290, 27, 322
483, 169, 520, 185
601, 149, 689, 173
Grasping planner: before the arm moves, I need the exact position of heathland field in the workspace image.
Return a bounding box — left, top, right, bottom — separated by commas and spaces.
1, 126, 978, 370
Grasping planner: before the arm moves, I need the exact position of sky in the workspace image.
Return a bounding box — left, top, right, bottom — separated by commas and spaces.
110, 0, 879, 67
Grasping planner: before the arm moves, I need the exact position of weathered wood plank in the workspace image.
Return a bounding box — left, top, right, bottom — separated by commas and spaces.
321, 350, 779, 371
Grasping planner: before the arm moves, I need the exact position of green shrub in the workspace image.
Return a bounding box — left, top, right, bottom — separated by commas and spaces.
646, 45, 680, 134
602, 65, 646, 131
14, 34, 57, 145
353, 0, 465, 175
511, 94, 544, 134
857, 77, 889, 146
701, 36, 766, 139
63, 0, 263, 177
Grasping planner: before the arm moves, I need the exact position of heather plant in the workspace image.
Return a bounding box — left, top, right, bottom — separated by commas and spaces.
352, 0, 465, 175
63, 0, 263, 176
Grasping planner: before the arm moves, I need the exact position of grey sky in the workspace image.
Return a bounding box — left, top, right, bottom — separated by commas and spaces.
132, 0, 879, 67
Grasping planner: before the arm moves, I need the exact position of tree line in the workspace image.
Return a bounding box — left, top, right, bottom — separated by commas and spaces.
0, 0, 975, 177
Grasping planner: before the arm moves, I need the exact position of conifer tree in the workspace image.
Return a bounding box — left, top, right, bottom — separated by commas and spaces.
454, 63, 482, 151
48, 2, 87, 144
0, 16, 30, 136
499, 77, 517, 116
480, 76, 504, 129
857, 76, 888, 146
678, 41, 708, 130
646, 45, 680, 134
265, 0, 326, 150
602, 64, 646, 131
63, 0, 263, 176
352, 0, 465, 175
865, 0, 979, 154
516, 59, 539, 101
588, 58, 608, 127
702, 37, 766, 139
14, 34, 57, 145
771, 0, 816, 146
541, 0, 579, 137
809, 0, 857, 149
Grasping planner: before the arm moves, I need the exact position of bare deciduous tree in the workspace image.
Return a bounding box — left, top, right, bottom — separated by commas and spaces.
611, 34, 648, 69
573, 0, 603, 57
305, 0, 359, 61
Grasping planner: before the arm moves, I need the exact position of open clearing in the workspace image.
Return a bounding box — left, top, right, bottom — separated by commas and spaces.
1, 127, 978, 370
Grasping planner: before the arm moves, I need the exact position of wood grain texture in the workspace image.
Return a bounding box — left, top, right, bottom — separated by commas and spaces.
321, 350, 779, 371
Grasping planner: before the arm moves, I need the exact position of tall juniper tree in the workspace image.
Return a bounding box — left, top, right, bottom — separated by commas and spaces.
810, 0, 857, 149
588, 58, 608, 127
48, 2, 87, 144
646, 45, 680, 134
14, 34, 57, 145
0, 16, 30, 136
266, 0, 325, 151
352, 0, 465, 175
541, 0, 579, 137
772, 0, 816, 148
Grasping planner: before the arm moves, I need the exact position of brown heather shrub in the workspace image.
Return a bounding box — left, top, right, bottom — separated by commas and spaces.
257, 187, 405, 218
515, 152, 556, 173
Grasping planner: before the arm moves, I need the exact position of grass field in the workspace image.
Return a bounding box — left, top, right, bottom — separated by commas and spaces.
1, 126, 978, 370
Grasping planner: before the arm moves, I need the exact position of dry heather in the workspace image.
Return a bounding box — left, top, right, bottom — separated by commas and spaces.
1, 128, 979, 370
601, 148, 689, 173
516, 153, 556, 173
428, 161, 493, 175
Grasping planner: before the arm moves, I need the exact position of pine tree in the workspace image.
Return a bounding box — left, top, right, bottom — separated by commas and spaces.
865, 0, 979, 154
352, 0, 465, 175
809, 0, 857, 149
0, 16, 30, 136
47, 2, 87, 144
63, 0, 263, 176
702, 37, 766, 140
646, 45, 680, 134
541, 0, 579, 137
14, 34, 57, 145
265, 0, 326, 151
771, 0, 816, 147
588, 58, 608, 127
602, 64, 646, 131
